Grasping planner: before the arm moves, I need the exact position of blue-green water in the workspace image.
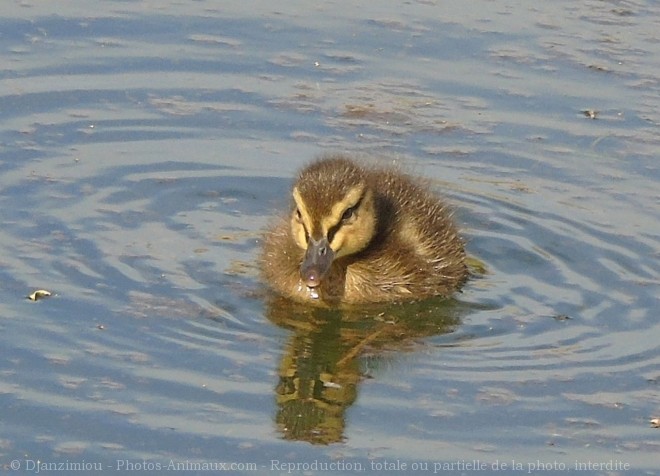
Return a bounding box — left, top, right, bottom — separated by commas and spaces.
1, 1, 658, 475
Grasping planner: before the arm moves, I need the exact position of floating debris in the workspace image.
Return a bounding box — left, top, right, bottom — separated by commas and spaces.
27, 289, 52, 301
651, 417, 660, 428
583, 109, 599, 119
552, 314, 572, 321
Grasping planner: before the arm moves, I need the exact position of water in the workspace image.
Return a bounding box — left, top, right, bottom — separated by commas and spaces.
1, 1, 658, 475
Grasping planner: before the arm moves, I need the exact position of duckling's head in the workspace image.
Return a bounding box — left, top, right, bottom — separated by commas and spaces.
290, 157, 377, 289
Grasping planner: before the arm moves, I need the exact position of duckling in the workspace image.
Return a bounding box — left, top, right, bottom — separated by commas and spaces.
260, 155, 467, 306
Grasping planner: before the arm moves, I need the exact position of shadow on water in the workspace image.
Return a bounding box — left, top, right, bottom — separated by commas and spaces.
264, 295, 472, 445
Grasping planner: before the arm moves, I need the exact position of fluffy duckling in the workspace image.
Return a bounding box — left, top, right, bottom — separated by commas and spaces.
260, 155, 467, 306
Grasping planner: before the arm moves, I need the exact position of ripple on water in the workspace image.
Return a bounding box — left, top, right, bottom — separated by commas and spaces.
1, 2, 659, 473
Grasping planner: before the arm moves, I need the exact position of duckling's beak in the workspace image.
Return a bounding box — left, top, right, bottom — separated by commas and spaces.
300, 237, 335, 288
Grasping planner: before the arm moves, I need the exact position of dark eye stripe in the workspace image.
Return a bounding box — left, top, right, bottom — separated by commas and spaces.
328, 197, 362, 244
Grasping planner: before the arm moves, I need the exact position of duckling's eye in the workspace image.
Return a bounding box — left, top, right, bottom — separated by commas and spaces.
341, 205, 358, 222
294, 208, 302, 222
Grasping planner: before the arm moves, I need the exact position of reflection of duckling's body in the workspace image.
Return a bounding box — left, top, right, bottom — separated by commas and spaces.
260, 155, 467, 306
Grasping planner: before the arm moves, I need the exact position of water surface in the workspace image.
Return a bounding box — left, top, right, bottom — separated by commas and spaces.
1, 1, 658, 475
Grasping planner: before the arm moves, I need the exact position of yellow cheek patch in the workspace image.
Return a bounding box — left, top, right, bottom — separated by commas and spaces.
290, 217, 308, 249
335, 198, 376, 257
322, 185, 365, 232
292, 187, 314, 227
291, 187, 315, 249
324, 188, 376, 258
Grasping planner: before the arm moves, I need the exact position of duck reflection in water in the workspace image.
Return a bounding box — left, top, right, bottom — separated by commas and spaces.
266, 297, 466, 445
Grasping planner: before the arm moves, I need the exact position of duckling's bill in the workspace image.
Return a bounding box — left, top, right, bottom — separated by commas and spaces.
300, 236, 335, 289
